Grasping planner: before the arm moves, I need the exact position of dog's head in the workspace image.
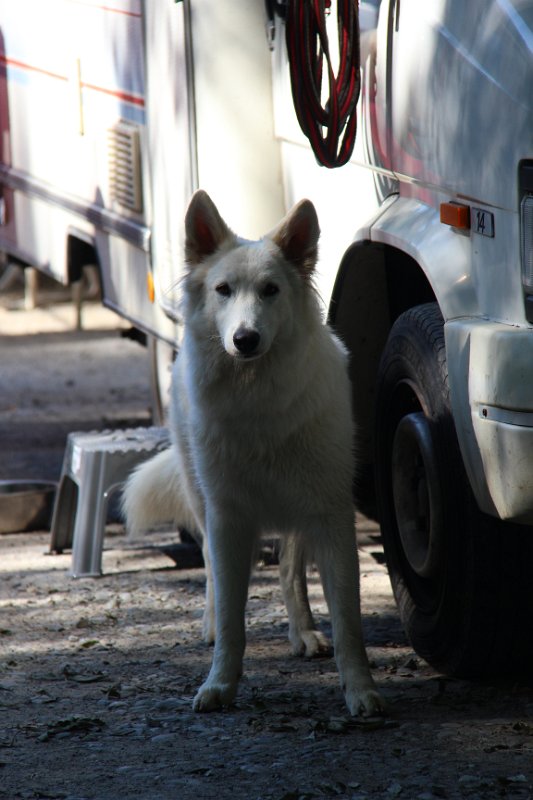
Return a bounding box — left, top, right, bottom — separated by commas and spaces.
183, 190, 320, 361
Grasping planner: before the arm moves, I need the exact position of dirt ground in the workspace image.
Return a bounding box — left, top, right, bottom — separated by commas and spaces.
1, 283, 533, 800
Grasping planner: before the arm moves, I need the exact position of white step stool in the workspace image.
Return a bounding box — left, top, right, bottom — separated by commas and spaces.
49, 427, 170, 577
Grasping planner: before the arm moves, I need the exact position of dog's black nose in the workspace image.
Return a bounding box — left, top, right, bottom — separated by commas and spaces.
233, 328, 260, 355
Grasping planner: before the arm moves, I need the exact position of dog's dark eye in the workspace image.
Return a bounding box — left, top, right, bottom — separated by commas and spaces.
262, 282, 279, 298
215, 282, 232, 297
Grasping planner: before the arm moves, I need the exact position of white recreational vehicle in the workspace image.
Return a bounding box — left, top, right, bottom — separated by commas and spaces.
1, 0, 533, 677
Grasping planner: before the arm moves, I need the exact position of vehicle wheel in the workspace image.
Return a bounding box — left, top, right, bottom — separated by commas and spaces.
375, 302, 533, 677
148, 335, 175, 426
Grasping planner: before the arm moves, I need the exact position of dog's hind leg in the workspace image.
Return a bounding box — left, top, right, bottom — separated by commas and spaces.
201, 542, 216, 645
313, 513, 385, 717
193, 513, 257, 712
279, 534, 331, 657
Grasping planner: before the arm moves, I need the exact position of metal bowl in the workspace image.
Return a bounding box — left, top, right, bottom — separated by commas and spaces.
0, 481, 56, 533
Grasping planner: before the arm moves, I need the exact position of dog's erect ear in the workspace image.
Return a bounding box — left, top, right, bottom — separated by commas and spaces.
185, 190, 232, 264
270, 199, 320, 278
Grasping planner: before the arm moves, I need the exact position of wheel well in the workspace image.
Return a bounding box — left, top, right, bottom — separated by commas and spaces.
329, 240, 435, 517
382, 246, 436, 323
66, 233, 101, 286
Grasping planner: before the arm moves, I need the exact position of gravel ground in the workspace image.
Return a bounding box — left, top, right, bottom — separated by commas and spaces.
2, 526, 533, 800
1, 285, 533, 800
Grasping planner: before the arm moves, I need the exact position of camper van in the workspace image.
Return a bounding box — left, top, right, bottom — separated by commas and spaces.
1, 0, 532, 676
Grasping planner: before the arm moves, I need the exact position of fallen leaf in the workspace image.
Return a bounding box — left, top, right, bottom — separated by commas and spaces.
79, 639, 100, 649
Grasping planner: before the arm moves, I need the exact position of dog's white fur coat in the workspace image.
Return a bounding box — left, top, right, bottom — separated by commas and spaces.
123, 191, 383, 716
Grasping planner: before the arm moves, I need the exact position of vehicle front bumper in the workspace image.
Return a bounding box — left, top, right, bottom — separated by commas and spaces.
446, 318, 533, 524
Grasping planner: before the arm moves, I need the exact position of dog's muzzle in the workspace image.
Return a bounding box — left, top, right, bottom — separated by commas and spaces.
233, 327, 260, 357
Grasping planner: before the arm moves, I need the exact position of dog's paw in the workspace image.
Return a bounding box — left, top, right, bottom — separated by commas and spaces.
292, 629, 332, 658
345, 685, 386, 718
193, 680, 237, 712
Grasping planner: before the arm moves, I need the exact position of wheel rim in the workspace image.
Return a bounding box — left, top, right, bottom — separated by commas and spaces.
391, 412, 444, 580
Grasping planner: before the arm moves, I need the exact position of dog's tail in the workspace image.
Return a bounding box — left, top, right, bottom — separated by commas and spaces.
121, 448, 199, 537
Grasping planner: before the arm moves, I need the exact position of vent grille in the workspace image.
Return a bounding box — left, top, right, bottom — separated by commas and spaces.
108, 121, 143, 213
521, 194, 533, 292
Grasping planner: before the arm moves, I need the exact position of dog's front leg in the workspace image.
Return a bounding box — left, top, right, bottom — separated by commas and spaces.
193, 515, 255, 712
313, 516, 385, 717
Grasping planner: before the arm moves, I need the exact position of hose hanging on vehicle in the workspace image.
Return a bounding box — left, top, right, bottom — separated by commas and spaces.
285, 0, 360, 168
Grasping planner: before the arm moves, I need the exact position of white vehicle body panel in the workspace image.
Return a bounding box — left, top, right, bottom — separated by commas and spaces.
0, 0, 283, 341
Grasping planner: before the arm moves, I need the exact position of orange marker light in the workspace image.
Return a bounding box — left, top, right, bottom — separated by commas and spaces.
440, 202, 470, 229
147, 271, 155, 303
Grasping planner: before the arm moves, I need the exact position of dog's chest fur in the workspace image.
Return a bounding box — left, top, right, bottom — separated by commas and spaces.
171, 324, 354, 528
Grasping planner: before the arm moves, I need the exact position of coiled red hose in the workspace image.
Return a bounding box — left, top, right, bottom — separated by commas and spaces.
285, 0, 360, 168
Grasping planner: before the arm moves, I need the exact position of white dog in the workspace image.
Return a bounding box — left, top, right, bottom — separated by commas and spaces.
122, 190, 383, 717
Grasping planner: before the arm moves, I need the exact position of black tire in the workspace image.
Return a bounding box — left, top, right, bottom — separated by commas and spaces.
375, 302, 533, 677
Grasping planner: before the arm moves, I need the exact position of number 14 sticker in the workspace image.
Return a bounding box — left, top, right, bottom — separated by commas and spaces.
472, 207, 495, 237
